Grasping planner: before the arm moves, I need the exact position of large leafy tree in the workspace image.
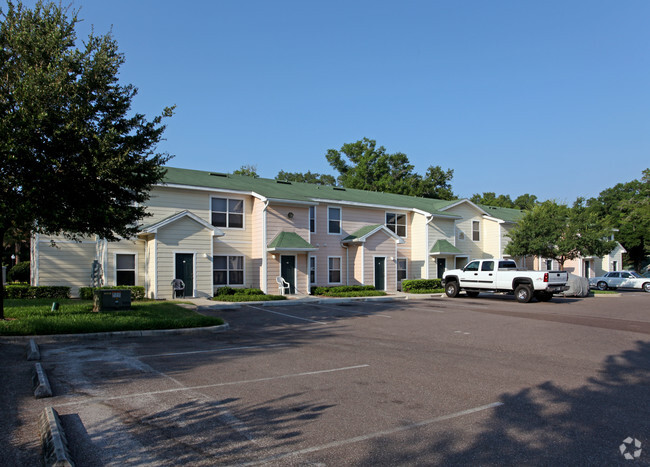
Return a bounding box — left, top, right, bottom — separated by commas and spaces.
0, 1, 174, 318
325, 138, 455, 200
587, 169, 649, 271
275, 170, 336, 186
470, 192, 539, 210
505, 200, 616, 270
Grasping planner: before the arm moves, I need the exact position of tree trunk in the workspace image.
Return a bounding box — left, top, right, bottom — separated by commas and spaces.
1, 229, 5, 320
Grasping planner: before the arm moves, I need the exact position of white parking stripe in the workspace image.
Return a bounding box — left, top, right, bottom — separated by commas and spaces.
307, 303, 392, 318
51, 364, 370, 408
244, 401, 504, 465
247, 305, 328, 324
138, 343, 290, 359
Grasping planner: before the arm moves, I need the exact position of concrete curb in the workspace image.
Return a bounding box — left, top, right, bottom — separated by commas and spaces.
33, 362, 53, 398
0, 322, 230, 344
27, 338, 41, 361
40, 407, 74, 467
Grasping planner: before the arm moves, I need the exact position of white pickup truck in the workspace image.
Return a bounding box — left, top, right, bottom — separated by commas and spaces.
442, 259, 569, 303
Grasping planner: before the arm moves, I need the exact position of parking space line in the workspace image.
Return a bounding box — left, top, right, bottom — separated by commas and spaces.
307, 303, 392, 318
52, 364, 370, 408
244, 401, 504, 465
247, 305, 328, 324
138, 343, 290, 359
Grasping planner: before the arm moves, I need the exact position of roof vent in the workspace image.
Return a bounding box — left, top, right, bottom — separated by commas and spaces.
276, 180, 292, 185
333, 187, 346, 191
209, 172, 228, 177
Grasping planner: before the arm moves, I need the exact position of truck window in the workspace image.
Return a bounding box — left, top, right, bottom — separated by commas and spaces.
498, 261, 517, 269
481, 261, 494, 271
465, 261, 480, 272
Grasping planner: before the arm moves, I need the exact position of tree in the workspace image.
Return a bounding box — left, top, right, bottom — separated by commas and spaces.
325, 138, 455, 200
470, 192, 515, 208
233, 164, 259, 177
587, 169, 649, 271
0, 1, 174, 319
505, 200, 616, 270
513, 193, 539, 210
275, 170, 336, 186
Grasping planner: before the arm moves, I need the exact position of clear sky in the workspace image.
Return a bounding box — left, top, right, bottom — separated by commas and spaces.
16, 0, 650, 202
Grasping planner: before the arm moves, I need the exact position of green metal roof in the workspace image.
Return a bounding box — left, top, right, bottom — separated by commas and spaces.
342, 224, 384, 242
160, 167, 523, 223
267, 231, 317, 251
430, 239, 463, 255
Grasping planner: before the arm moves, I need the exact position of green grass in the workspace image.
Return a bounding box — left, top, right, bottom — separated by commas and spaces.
592, 290, 619, 295
0, 299, 224, 336
405, 288, 444, 294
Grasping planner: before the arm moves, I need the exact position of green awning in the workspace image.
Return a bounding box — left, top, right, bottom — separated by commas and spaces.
430, 239, 462, 255
267, 231, 318, 252
342, 224, 404, 244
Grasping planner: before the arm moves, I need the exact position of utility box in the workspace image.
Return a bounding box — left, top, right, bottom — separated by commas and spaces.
93, 289, 131, 311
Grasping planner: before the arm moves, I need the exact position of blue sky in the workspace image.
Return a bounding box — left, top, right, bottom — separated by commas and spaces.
19, 0, 650, 201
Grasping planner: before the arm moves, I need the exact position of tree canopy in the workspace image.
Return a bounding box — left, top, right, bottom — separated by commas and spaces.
233, 164, 259, 177
505, 200, 616, 270
325, 138, 455, 200
0, 1, 173, 318
275, 170, 336, 186
470, 192, 539, 210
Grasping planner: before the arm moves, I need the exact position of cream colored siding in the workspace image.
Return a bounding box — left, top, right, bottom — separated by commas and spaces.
213, 240, 255, 288
445, 203, 486, 260
482, 219, 501, 258
144, 235, 156, 298
409, 213, 427, 279
362, 233, 397, 290
348, 245, 363, 286
37, 238, 96, 296
250, 198, 265, 288
156, 216, 213, 299
105, 239, 146, 287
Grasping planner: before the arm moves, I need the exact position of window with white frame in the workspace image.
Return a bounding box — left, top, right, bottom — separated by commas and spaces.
211, 197, 244, 228
309, 256, 317, 284
397, 258, 407, 282
309, 206, 316, 233
116, 254, 136, 286
386, 213, 407, 237
546, 259, 553, 270
328, 257, 341, 283
213, 255, 244, 285
328, 207, 341, 234
472, 220, 480, 241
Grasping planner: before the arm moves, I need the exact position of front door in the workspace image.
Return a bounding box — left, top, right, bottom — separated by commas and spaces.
280, 255, 296, 294
374, 257, 386, 290
437, 258, 446, 279
175, 253, 194, 297
584, 260, 591, 278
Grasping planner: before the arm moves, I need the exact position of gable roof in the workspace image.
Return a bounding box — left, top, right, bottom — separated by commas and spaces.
267, 231, 317, 252
160, 167, 525, 223
430, 239, 462, 255
139, 210, 225, 236
342, 224, 404, 244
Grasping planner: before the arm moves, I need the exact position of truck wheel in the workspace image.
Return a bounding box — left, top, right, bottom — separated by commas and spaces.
643, 282, 650, 293
536, 291, 553, 302
445, 281, 459, 298
515, 284, 533, 303
466, 291, 479, 298
597, 281, 608, 291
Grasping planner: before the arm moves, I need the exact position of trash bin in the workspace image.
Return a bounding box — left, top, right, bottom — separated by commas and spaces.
93, 289, 131, 311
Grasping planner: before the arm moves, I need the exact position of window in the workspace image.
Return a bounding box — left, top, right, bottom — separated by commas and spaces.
465, 261, 480, 272
612, 261, 618, 271
386, 213, 407, 237
309, 256, 317, 284
328, 207, 341, 234
328, 257, 341, 283
481, 261, 494, 271
213, 255, 244, 285
116, 254, 136, 286
472, 221, 480, 241
546, 259, 553, 270
397, 258, 407, 282
211, 197, 244, 228
309, 206, 316, 233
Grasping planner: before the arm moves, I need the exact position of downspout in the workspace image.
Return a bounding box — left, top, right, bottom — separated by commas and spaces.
261, 198, 270, 294
425, 214, 433, 279
153, 233, 158, 299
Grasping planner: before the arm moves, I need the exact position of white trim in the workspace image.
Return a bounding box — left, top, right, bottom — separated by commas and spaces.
361, 247, 365, 284
153, 234, 158, 299
327, 206, 342, 235
373, 256, 387, 291
472, 220, 481, 242
483, 216, 505, 224
313, 198, 459, 219
262, 199, 269, 293
213, 254, 245, 287
327, 256, 343, 284
425, 214, 433, 279
267, 198, 318, 206
440, 199, 489, 216
141, 210, 225, 236
267, 247, 318, 253
113, 252, 139, 286
33, 233, 40, 286
397, 257, 408, 283
209, 196, 246, 231
342, 225, 404, 244
173, 251, 197, 297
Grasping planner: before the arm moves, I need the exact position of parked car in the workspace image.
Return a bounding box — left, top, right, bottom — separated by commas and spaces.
589, 271, 650, 293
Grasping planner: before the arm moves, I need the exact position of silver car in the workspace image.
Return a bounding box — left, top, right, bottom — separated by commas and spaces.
589, 271, 650, 293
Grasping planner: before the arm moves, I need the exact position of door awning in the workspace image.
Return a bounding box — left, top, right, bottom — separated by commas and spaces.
267, 231, 318, 252
430, 239, 462, 255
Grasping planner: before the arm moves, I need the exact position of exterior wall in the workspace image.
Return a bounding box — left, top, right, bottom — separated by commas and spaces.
348, 244, 363, 286
105, 238, 146, 287
445, 202, 487, 261
267, 253, 310, 294
156, 217, 213, 299
427, 217, 458, 278
251, 198, 265, 290
145, 235, 156, 299
409, 213, 427, 280
362, 233, 397, 290
35, 235, 96, 296
482, 219, 501, 258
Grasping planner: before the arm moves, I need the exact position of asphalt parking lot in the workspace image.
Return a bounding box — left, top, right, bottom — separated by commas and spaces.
1, 293, 649, 466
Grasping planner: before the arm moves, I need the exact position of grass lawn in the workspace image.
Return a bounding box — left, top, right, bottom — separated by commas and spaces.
0, 299, 224, 336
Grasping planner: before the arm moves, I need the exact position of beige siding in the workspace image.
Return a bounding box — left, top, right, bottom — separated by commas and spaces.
145, 235, 156, 299
445, 203, 486, 260
213, 240, 256, 289
251, 198, 265, 289
482, 219, 501, 258
362, 232, 397, 290
409, 213, 427, 279
37, 238, 96, 296
105, 239, 146, 287
156, 217, 213, 299
349, 245, 363, 286
267, 205, 310, 240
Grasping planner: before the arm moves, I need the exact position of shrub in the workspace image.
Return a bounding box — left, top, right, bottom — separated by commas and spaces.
3, 285, 70, 299
212, 294, 287, 302
320, 290, 387, 297
401, 279, 442, 292
7, 261, 30, 283
79, 286, 145, 301
311, 285, 376, 295
215, 286, 237, 296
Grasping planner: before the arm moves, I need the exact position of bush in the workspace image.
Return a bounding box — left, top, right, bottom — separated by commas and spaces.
7, 261, 30, 283
401, 279, 442, 292
79, 286, 146, 301
3, 285, 70, 299
212, 294, 287, 302
215, 286, 237, 296
320, 290, 387, 297
311, 285, 376, 295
